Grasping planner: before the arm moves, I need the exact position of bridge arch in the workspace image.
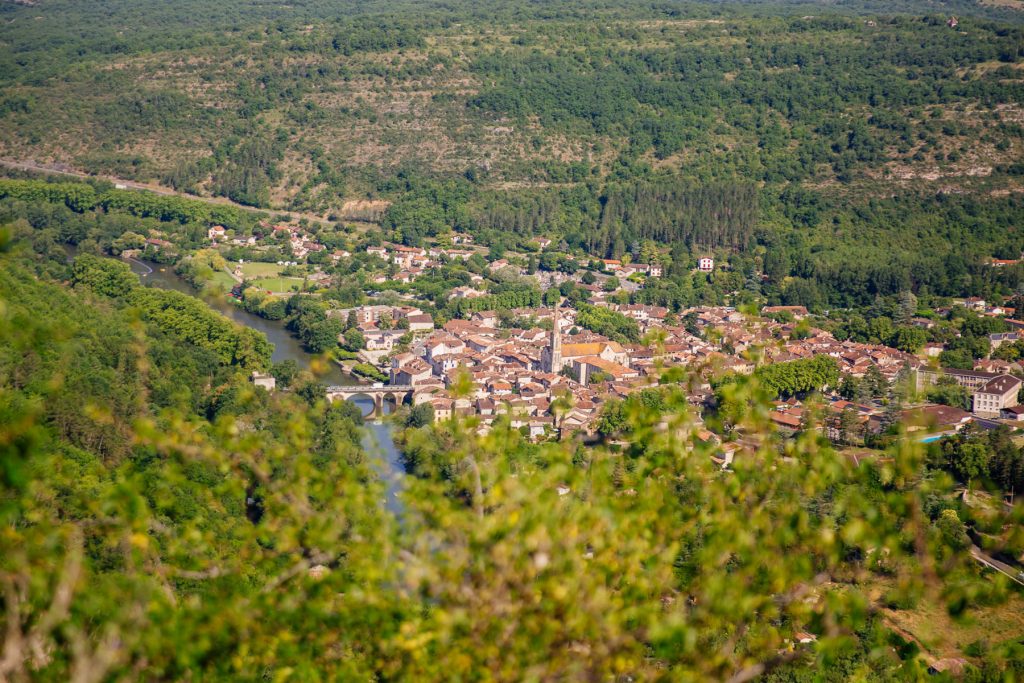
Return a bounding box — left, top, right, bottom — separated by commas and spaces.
326, 385, 418, 418
383, 391, 414, 407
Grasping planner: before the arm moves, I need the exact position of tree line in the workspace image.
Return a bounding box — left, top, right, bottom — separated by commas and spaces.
71, 254, 272, 369
0, 178, 255, 229
595, 180, 758, 257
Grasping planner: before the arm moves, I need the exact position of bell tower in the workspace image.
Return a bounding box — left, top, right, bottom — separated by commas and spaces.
547, 304, 562, 373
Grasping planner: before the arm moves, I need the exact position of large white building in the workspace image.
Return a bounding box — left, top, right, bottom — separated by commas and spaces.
974, 375, 1021, 417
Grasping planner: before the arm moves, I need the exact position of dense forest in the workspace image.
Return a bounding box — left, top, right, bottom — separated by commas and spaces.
2, 2, 1022, 210
0, 178, 255, 230
597, 180, 759, 254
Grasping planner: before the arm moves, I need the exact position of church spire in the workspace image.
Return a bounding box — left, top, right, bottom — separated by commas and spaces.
548, 303, 562, 373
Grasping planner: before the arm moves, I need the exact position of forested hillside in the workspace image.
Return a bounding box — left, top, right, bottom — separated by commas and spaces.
2, 0, 1023, 312
0, 228, 384, 679
1, 2, 1022, 213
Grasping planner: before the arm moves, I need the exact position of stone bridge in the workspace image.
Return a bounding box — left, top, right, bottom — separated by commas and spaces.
326, 384, 417, 416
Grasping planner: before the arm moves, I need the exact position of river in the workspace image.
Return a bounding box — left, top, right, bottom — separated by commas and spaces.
127, 259, 356, 385
121, 257, 409, 519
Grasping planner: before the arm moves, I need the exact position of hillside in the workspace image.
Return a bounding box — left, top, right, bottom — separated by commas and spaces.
0, 1, 1022, 219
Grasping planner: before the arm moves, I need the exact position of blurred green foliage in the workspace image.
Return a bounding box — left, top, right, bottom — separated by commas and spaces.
4, 226, 1023, 679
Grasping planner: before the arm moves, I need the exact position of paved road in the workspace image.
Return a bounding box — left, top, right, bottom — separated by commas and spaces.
0, 158, 332, 225
970, 544, 1024, 586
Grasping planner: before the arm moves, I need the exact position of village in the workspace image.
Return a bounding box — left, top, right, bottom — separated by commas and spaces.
336, 299, 1024, 454
192, 220, 1024, 460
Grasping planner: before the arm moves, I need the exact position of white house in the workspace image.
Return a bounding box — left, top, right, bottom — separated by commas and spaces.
406, 314, 435, 332
251, 372, 276, 392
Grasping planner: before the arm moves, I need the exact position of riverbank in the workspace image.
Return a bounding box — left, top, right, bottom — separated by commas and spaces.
133, 261, 414, 427
116, 256, 360, 386
66, 247, 413, 530
178, 266, 391, 388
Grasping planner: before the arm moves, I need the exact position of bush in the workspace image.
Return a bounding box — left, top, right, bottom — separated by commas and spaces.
404, 403, 435, 428
352, 363, 387, 382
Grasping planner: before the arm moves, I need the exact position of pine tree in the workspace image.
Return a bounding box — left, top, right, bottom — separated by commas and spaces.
896, 290, 918, 325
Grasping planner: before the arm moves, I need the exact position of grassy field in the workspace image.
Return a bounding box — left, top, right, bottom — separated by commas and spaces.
238, 262, 286, 278
251, 277, 304, 293
222, 261, 308, 293
209, 271, 236, 292
866, 576, 1024, 662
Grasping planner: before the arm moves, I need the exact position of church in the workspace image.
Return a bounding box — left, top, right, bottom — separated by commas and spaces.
542, 306, 563, 373
542, 306, 634, 384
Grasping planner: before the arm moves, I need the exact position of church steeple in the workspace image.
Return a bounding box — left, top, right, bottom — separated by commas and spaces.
547, 304, 562, 373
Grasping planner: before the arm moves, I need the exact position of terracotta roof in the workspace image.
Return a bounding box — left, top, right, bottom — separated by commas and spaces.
770, 412, 802, 428
562, 341, 626, 357
577, 356, 636, 378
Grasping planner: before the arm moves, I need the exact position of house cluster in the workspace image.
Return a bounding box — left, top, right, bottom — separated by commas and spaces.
767, 335, 921, 383
778, 398, 979, 447
365, 242, 479, 283
382, 307, 654, 439
917, 367, 1023, 419
328, 305, 435, 355
762, 359, 1024, 450
209, 221, 335, 258
364, 300, 967, 444
263, 225, 326, 260
616, 305, 922, 385
207, 222, 681, 304
360, 240, 667, 295
600, 259, 664, 278
289, 237, 326, 260
946, 297, 1017, 319
397, 293, 1024, 452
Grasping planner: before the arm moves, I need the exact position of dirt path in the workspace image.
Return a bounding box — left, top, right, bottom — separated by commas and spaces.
0, 158, 334, 225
